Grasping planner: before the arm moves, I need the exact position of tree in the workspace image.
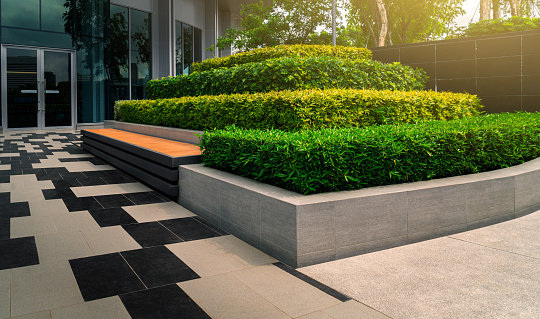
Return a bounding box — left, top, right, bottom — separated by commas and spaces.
213, 0, 334, 52
348, 0, 465, 46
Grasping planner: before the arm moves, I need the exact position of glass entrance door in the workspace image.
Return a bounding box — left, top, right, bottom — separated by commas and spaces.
1, 46, 75, 130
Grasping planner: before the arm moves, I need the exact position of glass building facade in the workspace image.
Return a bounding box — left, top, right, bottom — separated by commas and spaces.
0, 0, 235, 130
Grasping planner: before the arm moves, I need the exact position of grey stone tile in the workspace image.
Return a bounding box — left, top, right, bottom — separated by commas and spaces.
28, 199, 69, 216
80, 226, 141, 255
297, 201, 335, 255
297, 249, 337, 268
11, 261, 83, 317
466, 177, 515, 222
515, 170, 540, 212
407, 184, 468, 234
335, 235, 409, 260
11, 310, 51, 319
123, 202, 195, 223
260, 198, 297, 256
221, 183, 261, 234
260, 238, 296, 268
51, 211, 101, 232
190, 171, 223, 215
178, 166, 192, 201
407, 223, 468, 245
466, 213, 515, 231
334, 193, 408, 247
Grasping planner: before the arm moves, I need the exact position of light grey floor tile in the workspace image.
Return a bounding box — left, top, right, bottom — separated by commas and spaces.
167, 235, 276, 277
0, 183, 9, 193
80, 226, 141, 255
50, 296, 131, 319
10, 189, 46, 204
10, 310, 51, 319
0, 165, 10, 171
11, 216, 57, 238
0, 153, 20, 157
123, 202, 195, 223
231, 265, 341, 318
29, 200, 69, 216
179, 274, 290, 319
70, 183, 150, 198
11, 261, 83, 317
35, 231, 93, 265
0, 270, 10, 319
321, 300, 391, 319
51, 211, 100, 232
296, 312, 332, 319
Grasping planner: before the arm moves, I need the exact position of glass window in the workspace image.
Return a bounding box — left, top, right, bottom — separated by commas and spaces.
130, 9, 151, 100
183, 23, 193, 75
194, 27, 202, 63
41, 0, 70, 33
175, 21, 183, 76
1, 0, 40, 30
1, 27, 73, 48
77, 37, 107, 123
109, 5, 129, 104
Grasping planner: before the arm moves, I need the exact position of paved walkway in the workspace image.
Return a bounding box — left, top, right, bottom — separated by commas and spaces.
299, 210, 540, 319
0, 130, 382, 319
1, 129, 538, 319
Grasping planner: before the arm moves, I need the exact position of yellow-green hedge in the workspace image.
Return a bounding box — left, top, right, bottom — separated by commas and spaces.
191, 44, 373, 73
115, 89, 482, 131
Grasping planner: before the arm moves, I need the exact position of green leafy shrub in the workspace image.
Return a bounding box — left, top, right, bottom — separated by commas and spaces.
200, 112, 540, 194
147, 57, 427, 99
456, 16, 540, 38
191, 44, 373, 72
116, 89, 481, 131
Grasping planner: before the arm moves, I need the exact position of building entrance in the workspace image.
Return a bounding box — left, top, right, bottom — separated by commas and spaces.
1, 45, 75, 130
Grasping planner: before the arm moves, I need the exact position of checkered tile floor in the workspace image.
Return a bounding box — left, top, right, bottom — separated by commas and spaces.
0, 130, 387, 319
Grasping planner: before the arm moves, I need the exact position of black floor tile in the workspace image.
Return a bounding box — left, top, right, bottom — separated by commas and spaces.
89, 207, 138, 227
149, 191, 173, 203
193, 216, 229, 235
160, 218, 223, 242
94, 194, 135, 209
63, 197, 104, 212
122, 222, 182, 247
120, 284, 210, 319
0, 219, 9, 240
121, 246, 199, 288
0, 202, 31, 218
77, 177, 108, 186
52, 178, 82, 188
0, 193, 9, 205
123, 192, 165, 205
69, 253, 145, 301
0, 237, 40, 270
43, 187, 76, 200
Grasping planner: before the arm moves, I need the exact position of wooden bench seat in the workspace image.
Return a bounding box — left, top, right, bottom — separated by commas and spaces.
81, 129, 201, 197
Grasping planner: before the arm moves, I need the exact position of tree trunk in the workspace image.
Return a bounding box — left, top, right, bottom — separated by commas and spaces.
509, 0, 522, 16
480, 0, 491, 20
493, 0, 501, 19
375, 0, 388, 46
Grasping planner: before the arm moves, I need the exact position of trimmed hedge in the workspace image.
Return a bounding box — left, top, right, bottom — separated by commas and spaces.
147, 57, 427, 99
200, 113, 540, 194
191, 44, 373, 73
116, 89, 482, 131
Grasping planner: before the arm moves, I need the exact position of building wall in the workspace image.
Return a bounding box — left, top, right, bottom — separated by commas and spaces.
370, 30, 540, 113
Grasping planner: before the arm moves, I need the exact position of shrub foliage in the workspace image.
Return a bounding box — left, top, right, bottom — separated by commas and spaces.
191, 44, 373, 72
457, 16, 540, 38
116, 89, 481, 131
200, 113, 540, 194
147, 57, 427, 99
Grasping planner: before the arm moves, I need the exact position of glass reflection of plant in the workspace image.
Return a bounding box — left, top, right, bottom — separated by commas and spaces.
108, 11, 129, 83
132, 17, 151, 65
183, 25, 193, 74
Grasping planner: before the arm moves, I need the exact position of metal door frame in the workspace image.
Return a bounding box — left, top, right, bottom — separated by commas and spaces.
1, 44, 77, 131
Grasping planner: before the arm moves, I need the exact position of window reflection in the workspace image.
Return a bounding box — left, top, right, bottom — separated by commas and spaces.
1, 0, 40, 30
109, 5, 129, 103
41, 0, 69, 33
130, 9, 151, 100
175, 21, 202, 76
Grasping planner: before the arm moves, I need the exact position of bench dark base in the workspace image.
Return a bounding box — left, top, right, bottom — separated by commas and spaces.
81, 130, 201, 198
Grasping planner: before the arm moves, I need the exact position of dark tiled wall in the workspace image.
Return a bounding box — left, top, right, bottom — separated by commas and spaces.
371, 31, 540, 113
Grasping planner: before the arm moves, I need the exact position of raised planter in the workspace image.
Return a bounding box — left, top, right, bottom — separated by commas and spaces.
104, 120, 202, 145
178, 159, 540, 267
